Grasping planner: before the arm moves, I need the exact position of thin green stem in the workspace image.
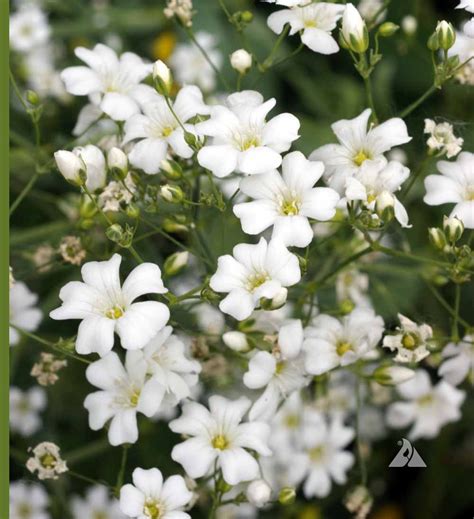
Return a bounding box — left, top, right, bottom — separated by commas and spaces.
260, 24, 290, 71
356, 377, 368, 486
115, 445, 129, 496
164, 95, 187, 133
398, 84, 437, 118
69, 470, 112, 489
425, 282, 471, 330
10, 171, 40, 216
363, 75, 378, 124
452, 283, 461, 341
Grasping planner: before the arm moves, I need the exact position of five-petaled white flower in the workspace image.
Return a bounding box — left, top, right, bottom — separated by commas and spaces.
386, 369, 465, 440
210, 238, 301, 321
123, 85, 208, 174
197, 90, 300, 177
267, 3, 345, 55
61, 44, 151, 121
233, 151, 340, 247
10, 480, 50, 519
84, 351, 164, 446
10, 387, 46, 437
169, 395, 272, 485
10, 281, 43, 346
383, 313, 432, 363
71, 485, 125, 519
438, 335, 474, 386
244, 319, 309, 421
310, 108, 411, 192
303, 308, 384, 375
120, 467, 193, 519
50, 254, 169, 356
9, 5, 50, 53
424, 151, 474, 229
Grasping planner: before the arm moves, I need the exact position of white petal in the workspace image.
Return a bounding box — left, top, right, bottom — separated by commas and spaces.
129, 138, 168, 175
210, 256, 247, 292
219, 289, 255, 320
132, 467, 163, 498
423, 175, 463, 205
108, 409, 139, 446
233, 200, 278, 235
76, 315, 115, 356
451, 201, 474, 229
237, 146, 282, 175
367, 117, 412, 155
100, 92, 139, 121
120, 484, 145, 516
248, 383, 281, 422
84, 391, 116, 430
265, 240, 301, 286
122, 263, 167, 303
197, 145, 239, 178
161, 475, 193, 510
137, 378, 165, 417
261, 113, 300, 152
272, 215, 314, 247
220, 448, 260, 485
279, 319, 303, 359
171, 438, 216, 479
85, 351, 126, 390
81, 254, 122, 296
301, 28, 339, 54
60, 66, 102, 95
301, 187, 340, 220
243, 351, 277, 389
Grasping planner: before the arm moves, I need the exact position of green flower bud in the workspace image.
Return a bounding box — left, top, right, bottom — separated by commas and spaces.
160, 159, 183, 180
278, 487, 296, 505
443, 216, 464, 243
428, 227, 447, 250
240, 10, 253, 23
378, 22, 400, 38
427, 32, 440, 51
26, 90, 40, 106
164, 251, 189, 276
106, 224, 124, 243
436, 20, 456, 51
372, 365, 415, 386
160, 185, 184, 203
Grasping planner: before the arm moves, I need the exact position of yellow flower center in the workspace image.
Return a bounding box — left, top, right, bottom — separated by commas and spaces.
241, 136, 260, 151
246, 272, 270, 292
304, 20, 317, 28
212, 434, 229, 450
353, 150, 371, 166
40, 453, 57, 469
275, 361, 285, 375
367, 193, 377, 203
161, 126, 174, 137
336, 341, 352, 356
281, 198, 300, 216
285, 414, 300, 429
144, 500, 162, 519
18, 504, 32, 519
309, 445, 325, 462
105, 305, 124, 320
94, 512, 109, 519
401, 332, 419, 350
417, 394, 434, 407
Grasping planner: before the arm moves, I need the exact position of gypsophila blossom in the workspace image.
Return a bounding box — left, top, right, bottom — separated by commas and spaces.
210, 238, 301, 320
382, 314, 432, 363
98, 173, 136, 212
9, 5, 50, 53
10, 281, 43, 346
303, 308, 384, 375
59, 235, 86, 266
310, 108, 411, 192
424, 119, 463, 158
54, 145, 107, 191
170, 395, 272, 485
424, 151, 474, 228
27, 442, 68, 480
357, 0, 387, 23
50, 253, 169, 355
233, 151, 340, 247
401, 15, 418, 35
386, 370, 465, 440
71, 486, 125, 519
267, 3, 345, 55
31, 353, 67, 387
164, 0, 194, 27
449, 30, 474, 84
10, 481, 50, 519
438, 335, 474, 385
120, 467, 193, 519
10, 387, 46, 436
197, 90, 300, 177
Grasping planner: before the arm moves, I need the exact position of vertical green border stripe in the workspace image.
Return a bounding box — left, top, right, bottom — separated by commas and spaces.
1, 0, 9, 518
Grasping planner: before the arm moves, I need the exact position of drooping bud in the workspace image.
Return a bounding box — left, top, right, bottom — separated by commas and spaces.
342, 4, 369, 53
160, 184, 184, 203
375, 191, 395, 222
164, 251, 189, 276
160, 159, 183, 180
230, 49, 252, 74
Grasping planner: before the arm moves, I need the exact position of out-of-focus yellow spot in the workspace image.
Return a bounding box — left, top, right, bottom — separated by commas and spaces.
298, 505, 321, 519
371, 504, 404, 519
152, 31, 177, 61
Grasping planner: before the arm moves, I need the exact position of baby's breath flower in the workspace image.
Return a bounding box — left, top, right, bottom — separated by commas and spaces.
424, 119, 463, 158
31, 352, 68, 387
98, 173, 136, 213
27, 442, 68, 480
59, 236, 86, 266
164, 0, 194, 27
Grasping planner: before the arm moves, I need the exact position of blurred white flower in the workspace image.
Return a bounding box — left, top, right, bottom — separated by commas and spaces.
246, 479, 272, 507
449, 30, 474, 83
50, 254, 169, 356
382, 314, 432, 363
10, 481, 50, 519
71, 485, 125, 519
401, 15, 418, 35
424, 119, 463, 158
358, 0, 387, 23
197, 90, 300, 177
10, 5, 50, 53
9, 281, 42, 346
335, 268, 370, 308
10, 387, 46, 437
457, 0, 474, 12
438, 335, 474, 385
170, 395, 272, 485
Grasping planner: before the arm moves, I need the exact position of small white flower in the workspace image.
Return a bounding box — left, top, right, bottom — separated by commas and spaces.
197, 90, 300, 177
233, 151, 340, 247
99, 173, 136, 213
230, 49, 252, 74
210, 238, 301, 321
54, 145, 107, 191
10, 281, 43, 346
26, 442, 68, 480
424, 119, 463, 158
192, 303, 225, 335
438, 335, 474, 385
246, 479, 272, 507
341, 3, 369, 53
84, 351, 164, 445
449, 30, 474, 84
10, 480, 50, 519
123, 85, 208, 174
10, 5, 50, 53
170, 395, 272, 485
50, 254, 169, 356
120, 467, 193, 519
244, 320, 309, 421
267, 3, 345, 55
61, 44, 152, 121
358, 0, 387, 23
386, 370, 465, 440
304, 308, 384, 375
310, 108, 411, 192
424, 151, 474, 228
382, 314, 432, 363
71, 485, 125, 519
10, 387, 46, 437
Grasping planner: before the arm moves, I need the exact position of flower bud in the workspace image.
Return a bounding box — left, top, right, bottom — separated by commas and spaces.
373, 365, 415, 386
246, 480, 272, 508
378, 22, 399, 38
54, 150, 85, 186
278, 487, 296, 506
240, 10, 253, 23
126, 203, 140, 219
164, 251, 189, 276
342, 4, 369, 53
160, 159, 183, 180
428, 227, 447, 250
26, 89, 40, 106
401, 15, 418, 36
163, 218, 189, 233
106, 224, 124, 244
160, 185, 184, 203
442, 216, 464, 243
260, 287, 288, 311
436, 21, 456, 51
153, 59, 172, 96
222, 331, 249, 352
375, 191, 395, 222
230, 49, 252, 74
427, 32, 440, 51
107, 147, 128, 179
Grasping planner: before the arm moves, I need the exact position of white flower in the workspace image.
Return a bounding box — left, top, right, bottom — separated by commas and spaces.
196, 90, 300, 177
54, 145, 107, 191
343, 158, 411, 227
310, 108, 411, 192
120, 467, 193, 519
449, 30, 474, 84
424, 119, 463, 158
10, 281, 42, 346
465, 18, 474, 37
10, 481, 50, 519
438, 335, 474, 385
99, 173, 136, 213
424, 152, 474, 228
304, 308, 384, 375
126, 325, 201, 406
61, 44, 152, 121
267, 3, 345, 55
84, 352, 164, 445
358, 0, 387, 23
10, 387, 46, 436
50, 254, 169, 356
233, 151, 340, 247
262, 0, 311, 6
169, 32, 222, 92
169, 395, 272, 485
10, 5, 50, 53
341, 4, 369, 53
386, 370, 465, 440
243, 320, 309, 421
192, 303, 225, 335
246, 479, 272, 507
123, 85, 208, 174
210, 238, 301, 321
382, 314, 432, 363
288, 412, 355, 498
230, 49, 252, 74
457, 0, 474, 13
71, 485, 125, 519
335, 268, 370, 307
26, 442, 68, 480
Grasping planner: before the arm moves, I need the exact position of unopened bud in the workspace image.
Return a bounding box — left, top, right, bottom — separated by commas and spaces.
401, 15, 418, 36
26, 90, 40, 106
443, 215, 464, 243
373, 365, 415, 386
107, 147, 128, 179
164, 251, 189, 276
126, 203, 140, 219
428, 227, 447, 250
260, 287, 288, 311
376, 191, 395, 222
240, 10, 253, 23
342, 4, 369, 53
163, 218, 188, 233
378, 22, 399, 38
160, 159, 183, 180
246, 480, 272, 508
153, 60, 173, 96
106, 224, 124, 243
222, 331, 249, 352
160, 185, 184, 203
436, 20, 456, 51
427, 32, 440, 51
54, 150, 85, 187
278, 487, 296, 505
230, 49, 252, 74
